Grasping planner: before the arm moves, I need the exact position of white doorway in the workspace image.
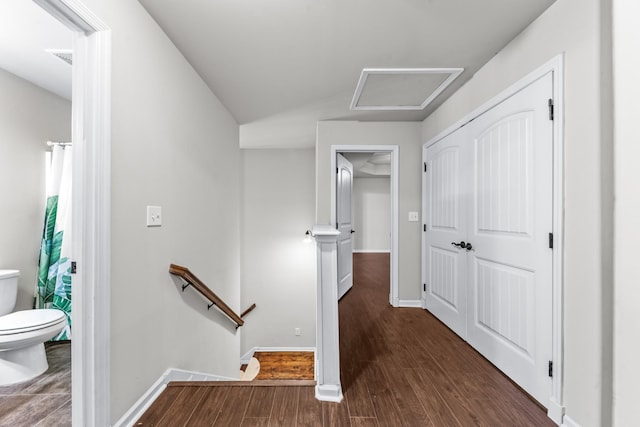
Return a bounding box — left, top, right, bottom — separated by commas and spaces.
34, 0, 112, 425
330, 145, 399, 306
422, 56, 565, 421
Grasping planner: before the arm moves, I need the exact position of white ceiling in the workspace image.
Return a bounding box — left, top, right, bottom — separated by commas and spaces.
0, 0, 72, 100
0, 1, 556, 148
139, 0, 556, 148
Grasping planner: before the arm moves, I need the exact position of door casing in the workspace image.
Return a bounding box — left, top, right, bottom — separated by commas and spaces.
34, 1, 112, 425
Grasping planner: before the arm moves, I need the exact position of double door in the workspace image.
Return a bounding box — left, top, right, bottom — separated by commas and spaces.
423, 73, 553, 406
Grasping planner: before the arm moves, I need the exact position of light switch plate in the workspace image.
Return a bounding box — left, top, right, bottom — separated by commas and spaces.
147, 206, 162, 227
408, 211, 419, 222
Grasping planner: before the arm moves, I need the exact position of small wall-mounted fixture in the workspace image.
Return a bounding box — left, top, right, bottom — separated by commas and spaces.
304, 230, 312, 243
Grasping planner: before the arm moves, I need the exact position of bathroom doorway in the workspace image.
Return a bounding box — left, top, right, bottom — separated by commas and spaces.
0, 1, 73, 424
0, 0, 112, 425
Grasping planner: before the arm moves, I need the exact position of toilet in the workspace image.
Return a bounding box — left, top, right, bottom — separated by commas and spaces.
0, 270, 66, 386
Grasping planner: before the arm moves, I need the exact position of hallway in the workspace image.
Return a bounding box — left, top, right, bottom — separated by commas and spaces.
338, 252, 554, 426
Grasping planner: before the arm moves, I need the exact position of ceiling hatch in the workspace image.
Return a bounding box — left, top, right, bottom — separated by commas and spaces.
350, 68, 463, 111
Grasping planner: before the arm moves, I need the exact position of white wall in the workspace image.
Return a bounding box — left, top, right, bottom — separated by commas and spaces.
316, 121, 422, 300
0, 68, 71, 312
240, 149, 316, 355
353, 177, 390, 252
81, 1, 242, 422
421, 0, 608, 425
612, 0, 640, 424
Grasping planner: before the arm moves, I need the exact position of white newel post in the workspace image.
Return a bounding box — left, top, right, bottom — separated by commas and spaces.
312, 225, 343, 402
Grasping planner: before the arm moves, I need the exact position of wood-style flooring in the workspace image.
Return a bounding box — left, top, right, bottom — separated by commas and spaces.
251, 352, 315, 381
0, 341, 71, 427
136, 253, 554, 426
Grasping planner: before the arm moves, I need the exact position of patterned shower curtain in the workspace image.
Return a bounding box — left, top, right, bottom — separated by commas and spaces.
36, 145, 72, 341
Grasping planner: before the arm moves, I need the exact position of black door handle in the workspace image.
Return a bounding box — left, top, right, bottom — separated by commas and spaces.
351, 230, 355, 234
451, 241, 473, 250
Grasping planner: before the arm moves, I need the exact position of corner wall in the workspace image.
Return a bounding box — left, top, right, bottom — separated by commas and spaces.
421, 0, 607, 424
612, 0, 640, 424
82, 1, 242, 422
316, 121, 422, 300
240, 148, 316, 355
0, 68, 71, 312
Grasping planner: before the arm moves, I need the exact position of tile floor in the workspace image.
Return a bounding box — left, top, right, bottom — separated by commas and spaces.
0, 341, 71, 427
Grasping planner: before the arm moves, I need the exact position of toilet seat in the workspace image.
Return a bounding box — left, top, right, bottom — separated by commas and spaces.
0, 309, 66, 335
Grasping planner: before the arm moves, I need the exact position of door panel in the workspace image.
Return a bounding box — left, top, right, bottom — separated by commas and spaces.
467, 73, 553, 406
475, 258, 535, 358
337, 154, 353, 299
424, 134, 469, 338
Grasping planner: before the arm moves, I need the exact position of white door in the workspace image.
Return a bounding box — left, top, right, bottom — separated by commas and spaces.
466, 74, 553, 405
337, 154, 354, 299
423, 73, 553, 406
424, 129, 470, 338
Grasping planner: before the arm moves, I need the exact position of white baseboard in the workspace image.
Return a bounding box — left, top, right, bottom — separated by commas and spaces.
561, 415, 581, 427
547, 398, 565, 425
353, 249, 391, 253
112, 368, 236, 427
398, 299, 422, 308
315, 384, 343, 403
241, 346, 317, 365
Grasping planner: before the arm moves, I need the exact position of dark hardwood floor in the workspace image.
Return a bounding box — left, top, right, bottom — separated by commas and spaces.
136, 253, 554, 426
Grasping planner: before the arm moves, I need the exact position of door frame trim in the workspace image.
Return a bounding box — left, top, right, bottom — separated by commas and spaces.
330, 145, 399, 306
34, 0, 112, 425
421, 54, 565, 423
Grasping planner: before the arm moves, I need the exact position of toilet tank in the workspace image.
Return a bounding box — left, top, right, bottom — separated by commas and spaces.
0, 270, 19, 316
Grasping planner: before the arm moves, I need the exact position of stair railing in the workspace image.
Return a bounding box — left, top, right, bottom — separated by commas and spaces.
169, 264, 256, 329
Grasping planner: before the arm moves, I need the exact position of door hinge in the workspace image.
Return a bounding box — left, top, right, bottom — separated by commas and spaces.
71, 261, 77, 274
336, 167, 339, 174
423, 283, 426, 292
548, 99, 554, 121
549, 232, 554, 249
424, 162, 427, 172
423, 224, 426, 232
548, 361, 553, 377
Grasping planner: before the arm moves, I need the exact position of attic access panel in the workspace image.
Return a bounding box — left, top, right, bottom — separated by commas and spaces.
350, 68, 463, 111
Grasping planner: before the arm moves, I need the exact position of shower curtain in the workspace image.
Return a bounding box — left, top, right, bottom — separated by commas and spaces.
36, 145, 72, 341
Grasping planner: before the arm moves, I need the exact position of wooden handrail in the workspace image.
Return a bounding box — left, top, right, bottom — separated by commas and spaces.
169, 264, 255, 328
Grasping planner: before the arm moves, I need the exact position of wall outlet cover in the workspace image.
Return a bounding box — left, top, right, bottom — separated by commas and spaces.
408, 211, 419, 222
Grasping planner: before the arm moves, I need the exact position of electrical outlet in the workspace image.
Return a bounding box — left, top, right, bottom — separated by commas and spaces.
408, 211, 419, 222
295, 328, 301, 336
146, 206, 162, 227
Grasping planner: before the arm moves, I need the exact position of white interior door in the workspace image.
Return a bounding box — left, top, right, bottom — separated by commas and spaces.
424, 130, 470, 338
466, 74, 553, 405
423, 73, 554, 406
337, 154, 353, 299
